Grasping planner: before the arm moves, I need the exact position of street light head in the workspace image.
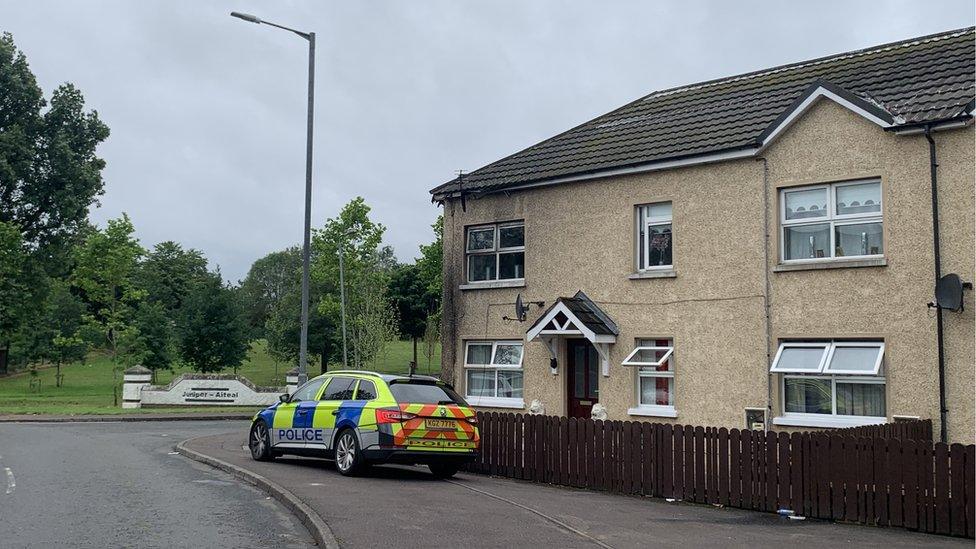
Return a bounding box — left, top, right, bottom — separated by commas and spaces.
230, 11, 263, 24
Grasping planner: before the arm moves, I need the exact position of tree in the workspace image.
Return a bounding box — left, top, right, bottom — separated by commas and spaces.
416, 215, 443, 300
0, 33, 110, 249
0, 221, 30, 373
265, 259, 336, 375
310, 197, 398, 370
32, 280, 86, 386
177, 273, 249, 374
136, 241, 208, 314
388, 263, 437, 371
70, 214, 144, 403
240, 247, 301, 339
119, 301, 176, 382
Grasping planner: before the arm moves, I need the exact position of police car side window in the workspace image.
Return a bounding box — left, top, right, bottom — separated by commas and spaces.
291, 378, 326, 402
320, 376, 355, 400
355, 380, 376, 400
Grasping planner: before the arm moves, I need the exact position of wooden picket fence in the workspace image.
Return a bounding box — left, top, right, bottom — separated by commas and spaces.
836, 419, 934, 441
467, 413, 974, 538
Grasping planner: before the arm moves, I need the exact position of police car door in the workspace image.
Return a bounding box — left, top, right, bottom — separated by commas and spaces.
274, 376, 327, 449
313, 376, 357, 452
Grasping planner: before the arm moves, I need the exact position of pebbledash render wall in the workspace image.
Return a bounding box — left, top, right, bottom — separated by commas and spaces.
440, 99, 976, 443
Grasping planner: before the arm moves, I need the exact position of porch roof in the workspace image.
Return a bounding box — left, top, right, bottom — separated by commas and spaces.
526, 290, 618, 342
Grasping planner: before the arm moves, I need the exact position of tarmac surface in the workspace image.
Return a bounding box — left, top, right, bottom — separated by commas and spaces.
187, 429, 968, 549
0, 420, 314, 548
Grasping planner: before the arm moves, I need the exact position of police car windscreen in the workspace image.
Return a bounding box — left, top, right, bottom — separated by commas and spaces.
389, 381, 467, 406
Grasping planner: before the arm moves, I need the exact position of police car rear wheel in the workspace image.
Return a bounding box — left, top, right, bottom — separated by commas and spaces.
249, 421, 274, 461
334, 429, 363, 476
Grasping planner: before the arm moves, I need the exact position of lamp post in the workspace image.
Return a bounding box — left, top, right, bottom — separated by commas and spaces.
338, 227, 357, 368
231, 11, 315, 385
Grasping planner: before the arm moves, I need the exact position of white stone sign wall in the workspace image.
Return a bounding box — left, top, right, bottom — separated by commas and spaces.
123, 368, 286, 408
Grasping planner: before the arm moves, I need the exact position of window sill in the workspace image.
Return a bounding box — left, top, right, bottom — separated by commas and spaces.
772, 414, 886, 428
628, 269, 677, 280
459, 279, 525, 291
466, 397, 525, 410
773, 257, 886, 273
627, 406, 678, 418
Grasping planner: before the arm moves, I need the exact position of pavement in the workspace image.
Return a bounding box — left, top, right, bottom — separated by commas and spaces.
185, 431, 968, 549
0, 421, 314, 549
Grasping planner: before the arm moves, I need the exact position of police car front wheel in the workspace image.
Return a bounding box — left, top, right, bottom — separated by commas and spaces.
249, 420, 274, 461
334, 429, 364, 476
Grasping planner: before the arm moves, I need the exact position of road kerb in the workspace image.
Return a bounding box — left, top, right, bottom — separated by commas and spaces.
176, 435, 340, 549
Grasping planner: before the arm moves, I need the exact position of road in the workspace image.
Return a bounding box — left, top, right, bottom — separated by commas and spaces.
0, 421, 313, 549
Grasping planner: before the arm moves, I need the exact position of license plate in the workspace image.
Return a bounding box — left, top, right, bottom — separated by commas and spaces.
425, 419, 455, 430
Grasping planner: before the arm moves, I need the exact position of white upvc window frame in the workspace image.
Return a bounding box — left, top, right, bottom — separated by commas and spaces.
637, 202, 673, 271
771, 340, 887, 428
626, 338, 676, 417
463, 340, 525, 409
465, 222, 525, 284
780, 179, 883, 264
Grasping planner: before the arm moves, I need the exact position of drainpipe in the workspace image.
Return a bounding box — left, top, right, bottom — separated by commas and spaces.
924, 126, 948, 443
758, 157, 773, 429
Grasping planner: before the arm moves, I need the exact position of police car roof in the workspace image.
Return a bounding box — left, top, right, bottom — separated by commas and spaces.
323, 370, 441, 383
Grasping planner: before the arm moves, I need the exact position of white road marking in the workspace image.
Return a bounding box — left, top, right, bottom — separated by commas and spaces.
4, 467, 15, 494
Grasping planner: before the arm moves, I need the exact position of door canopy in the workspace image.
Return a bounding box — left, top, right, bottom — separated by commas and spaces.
526, 291, 618, 376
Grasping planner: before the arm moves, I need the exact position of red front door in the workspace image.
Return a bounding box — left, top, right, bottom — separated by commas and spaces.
566, 339, 599, 418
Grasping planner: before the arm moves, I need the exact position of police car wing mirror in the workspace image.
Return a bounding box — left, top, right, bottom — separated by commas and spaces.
279, 393, 290, 403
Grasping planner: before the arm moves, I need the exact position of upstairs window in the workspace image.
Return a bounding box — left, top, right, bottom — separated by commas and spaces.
637, 202, 673, 270
466, 222, 524, 283
781, 180, 883, 262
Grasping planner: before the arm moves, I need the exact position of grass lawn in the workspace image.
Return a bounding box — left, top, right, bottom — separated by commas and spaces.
0, 339, 440, 415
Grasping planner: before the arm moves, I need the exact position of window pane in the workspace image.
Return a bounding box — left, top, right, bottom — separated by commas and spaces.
573, 345, 586, 398
836, 383, 885, 417
492, 343, 523, 365
784, 224, 830, 260
466, 343, 492, 365
497, 370, 523, 398
784, 378, 832, 414
466, 370, 495, 397
499, 225, 524, 248
775, 346, 827, 372
321, 377, 356, 401
588, 345, 599, 399
835, 222, 883, 257
468, 254, 496, 281
826, 345, 882, 373
645, 202, 672, 220
640, 376, 672, 406
836, 182, 881, 216
467, 228, 494, 251
390, 381, 466, 405
646, 224, 672, 267
498, 252, 524, 279
292, 378, 325, 402
784, 188, 828, 220
355, 380, 376, 400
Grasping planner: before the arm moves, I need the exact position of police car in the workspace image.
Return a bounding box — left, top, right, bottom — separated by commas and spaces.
248, 371, 480, 478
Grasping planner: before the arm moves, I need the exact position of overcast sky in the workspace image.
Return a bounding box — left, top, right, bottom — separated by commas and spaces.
3, 1, 973, 281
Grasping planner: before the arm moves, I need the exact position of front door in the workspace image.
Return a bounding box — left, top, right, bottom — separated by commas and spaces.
566, 339, 599, 418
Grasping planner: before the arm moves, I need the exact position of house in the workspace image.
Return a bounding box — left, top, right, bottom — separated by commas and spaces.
430, 28, 975, 443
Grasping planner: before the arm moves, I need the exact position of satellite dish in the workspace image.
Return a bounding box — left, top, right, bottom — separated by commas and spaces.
935, 273, 964, 312
515, 293, 528, 322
